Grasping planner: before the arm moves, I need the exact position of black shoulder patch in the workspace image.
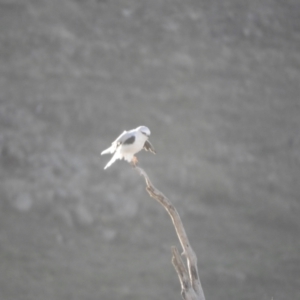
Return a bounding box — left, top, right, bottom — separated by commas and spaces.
123, 135, 135, 145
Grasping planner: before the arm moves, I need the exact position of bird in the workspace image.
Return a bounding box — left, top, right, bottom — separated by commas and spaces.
101, 126, 156, 169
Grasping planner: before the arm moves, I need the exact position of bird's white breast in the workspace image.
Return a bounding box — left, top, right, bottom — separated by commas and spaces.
122, 131, 147, 154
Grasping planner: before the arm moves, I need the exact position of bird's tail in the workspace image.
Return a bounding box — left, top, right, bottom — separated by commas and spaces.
101, 146, 115, 155
103, 152, 120, 170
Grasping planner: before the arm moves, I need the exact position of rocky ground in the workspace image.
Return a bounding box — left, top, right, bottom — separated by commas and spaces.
0, 0, 300, 299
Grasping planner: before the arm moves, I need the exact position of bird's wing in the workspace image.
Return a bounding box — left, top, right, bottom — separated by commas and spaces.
112, 130, 129, 145
143, 140, 156, 154
101, 130, 128, 155
116, 131, 137, 145
122, 135, 136, 145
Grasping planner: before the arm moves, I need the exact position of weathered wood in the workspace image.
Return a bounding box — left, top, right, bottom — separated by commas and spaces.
135, 166, 206, 300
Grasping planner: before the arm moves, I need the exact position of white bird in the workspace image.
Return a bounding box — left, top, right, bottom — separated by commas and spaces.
101, 126, 156, 169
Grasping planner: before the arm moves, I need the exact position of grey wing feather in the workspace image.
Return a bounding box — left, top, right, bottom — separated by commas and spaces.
143, 140, 156, 154
113, 131, 128, 144
111, 130, 133, 148
101, 130, 129, 155
116, 131, 136, 145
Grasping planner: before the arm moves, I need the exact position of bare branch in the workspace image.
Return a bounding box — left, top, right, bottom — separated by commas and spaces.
135, 166, 206, 300
172, 246, 199, 300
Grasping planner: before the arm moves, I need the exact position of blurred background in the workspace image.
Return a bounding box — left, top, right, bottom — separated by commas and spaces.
0, 0, 300, 299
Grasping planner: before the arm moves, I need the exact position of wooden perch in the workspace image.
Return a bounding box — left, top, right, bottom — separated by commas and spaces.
135, 166, 206, 300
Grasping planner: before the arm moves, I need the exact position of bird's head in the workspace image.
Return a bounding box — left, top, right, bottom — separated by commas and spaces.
138, 126, 151, 137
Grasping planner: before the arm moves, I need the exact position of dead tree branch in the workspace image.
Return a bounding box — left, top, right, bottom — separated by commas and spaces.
135, 166, 206, 300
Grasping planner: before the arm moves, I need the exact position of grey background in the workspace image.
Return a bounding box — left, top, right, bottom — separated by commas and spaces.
0, 0, 300, 299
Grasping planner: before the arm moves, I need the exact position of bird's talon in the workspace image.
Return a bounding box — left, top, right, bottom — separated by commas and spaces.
131, 156, 138, 167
